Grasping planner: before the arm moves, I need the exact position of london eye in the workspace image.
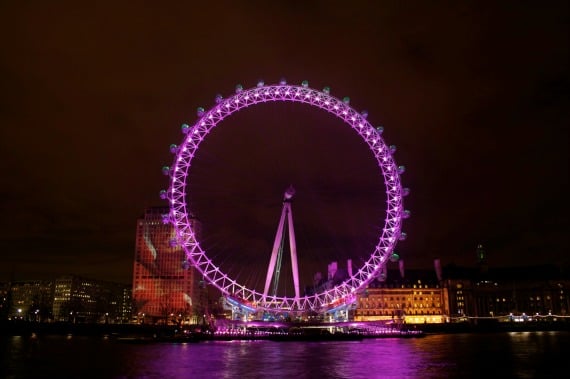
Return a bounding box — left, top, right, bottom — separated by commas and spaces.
160, 79, 410, 316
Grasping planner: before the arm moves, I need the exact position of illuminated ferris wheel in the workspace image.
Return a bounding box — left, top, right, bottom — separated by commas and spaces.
161, 79, 410, 314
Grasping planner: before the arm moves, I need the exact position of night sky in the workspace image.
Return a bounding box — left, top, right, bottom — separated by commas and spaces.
0, 1, 568, 286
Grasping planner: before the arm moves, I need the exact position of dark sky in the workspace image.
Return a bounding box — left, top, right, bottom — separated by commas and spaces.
0, 1, 568, 286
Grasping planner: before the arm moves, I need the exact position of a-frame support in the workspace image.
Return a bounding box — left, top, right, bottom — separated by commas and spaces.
263, 186, 300, 304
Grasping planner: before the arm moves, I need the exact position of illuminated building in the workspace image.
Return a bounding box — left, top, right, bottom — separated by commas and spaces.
443, 264, 570, 321
52, 275, 130, 323
132, 206, 202, 324
355, 268, 447, 324
0, 282, 9, 319
8, 280, 53, 321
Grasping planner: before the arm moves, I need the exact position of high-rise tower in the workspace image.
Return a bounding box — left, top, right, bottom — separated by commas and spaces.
476, 244, 487, 264
132, 206, 202, 323
476, 243, 488, 274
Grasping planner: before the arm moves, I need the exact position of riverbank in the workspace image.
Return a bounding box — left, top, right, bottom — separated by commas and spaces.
0, 321, 425, 342
415, 319, 570, 334
2, 319, 569, 339
194, 328, 425, 342
0, 320, 174, 338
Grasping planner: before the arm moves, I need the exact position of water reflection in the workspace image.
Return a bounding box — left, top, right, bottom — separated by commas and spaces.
2, 332, 568, 379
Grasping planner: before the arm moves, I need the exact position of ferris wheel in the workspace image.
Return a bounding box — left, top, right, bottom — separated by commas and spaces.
161, 79, 410, 314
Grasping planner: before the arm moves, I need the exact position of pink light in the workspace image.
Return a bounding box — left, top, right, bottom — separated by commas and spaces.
166, 80, 406, 314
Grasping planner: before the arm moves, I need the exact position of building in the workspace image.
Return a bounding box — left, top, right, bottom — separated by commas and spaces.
354, 266, 447, 324
8, 280, 53, 322
0, 281, 9, 319
443, 264, 570, 321
0, 276, 129, 323
52, 275, 130, 323
131, 206, 203, 324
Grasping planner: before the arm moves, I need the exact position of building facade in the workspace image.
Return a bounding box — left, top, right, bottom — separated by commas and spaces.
52, 275, 130, 323
443, 264, 570, 321
354, 269, 448, 324
8, 280, 53, 322
132, 206, 203, 324
0, 276, 130, 323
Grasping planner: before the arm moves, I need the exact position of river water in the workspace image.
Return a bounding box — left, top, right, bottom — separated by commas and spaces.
1, 331, 568, 378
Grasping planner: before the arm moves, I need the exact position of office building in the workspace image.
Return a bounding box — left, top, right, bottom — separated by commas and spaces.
132, 206, 202, 324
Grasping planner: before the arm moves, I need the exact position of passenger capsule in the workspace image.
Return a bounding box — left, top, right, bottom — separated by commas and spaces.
161, 214, 170, 224
361, 110, 368, 119
398, 165, 406, 174
162, 166, 170, 176
399, 233, 407, 241
279, 78, 287, 85
169, 144, 178, 154
169, 238, 178, 247
197, 107, 205, 117
235, 84, 243, 93
402, 188, 410, 197
389, 145, 397, 153
322, 86, 330, 94
342, 96, 350, 104
159, 190, 168, 200
215, 94, 223, 103
376, 126, 384, 134
257, 80, 265, 87
181, 123, 190, 134
403, 210, 411, 219
301, 80, 309, 88
390, 253, 400, 262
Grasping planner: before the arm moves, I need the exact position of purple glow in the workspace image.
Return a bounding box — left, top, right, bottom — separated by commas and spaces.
164, 81, 407, 313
